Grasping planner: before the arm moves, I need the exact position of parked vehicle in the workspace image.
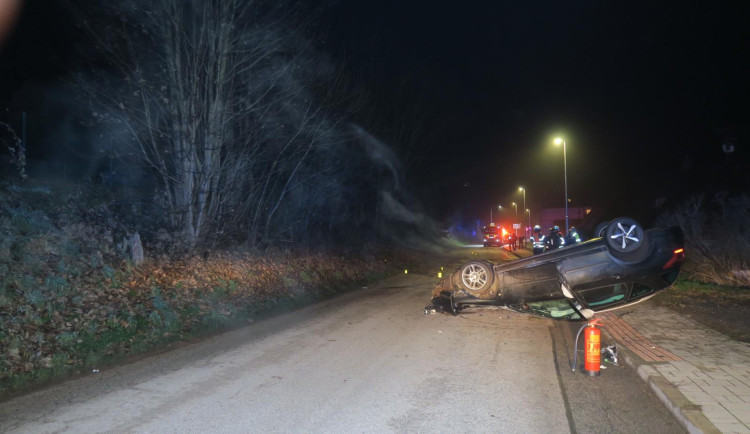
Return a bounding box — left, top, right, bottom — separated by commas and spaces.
432, 217, 684, 320
481, 223, 506, 247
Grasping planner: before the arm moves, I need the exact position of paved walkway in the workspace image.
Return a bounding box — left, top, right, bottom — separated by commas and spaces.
597, 303, 750, 434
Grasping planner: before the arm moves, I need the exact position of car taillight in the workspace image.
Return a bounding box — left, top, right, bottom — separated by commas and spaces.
662, 248, 685, 269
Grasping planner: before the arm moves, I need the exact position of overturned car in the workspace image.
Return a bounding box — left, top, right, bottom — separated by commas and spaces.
431, 217, 685, 320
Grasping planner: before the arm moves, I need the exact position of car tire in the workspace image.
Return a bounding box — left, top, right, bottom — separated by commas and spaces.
458, 260, 495, 298
604, 217, 651, 262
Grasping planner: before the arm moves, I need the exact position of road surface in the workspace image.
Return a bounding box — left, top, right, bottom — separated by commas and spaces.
0, 246, 684, 433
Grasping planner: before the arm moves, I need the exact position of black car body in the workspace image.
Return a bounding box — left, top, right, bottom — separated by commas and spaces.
432, 218, 685, 320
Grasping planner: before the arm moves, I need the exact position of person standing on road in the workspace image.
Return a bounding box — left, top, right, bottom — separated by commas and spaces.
565, 226, 581, 246
545, 225, 565, 250
530, 225, 546, 254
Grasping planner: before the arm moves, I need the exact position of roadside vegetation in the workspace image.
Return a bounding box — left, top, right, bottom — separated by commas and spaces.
656, 194, 750, 287
0, 176, 439, 398
654, 194, 750, 342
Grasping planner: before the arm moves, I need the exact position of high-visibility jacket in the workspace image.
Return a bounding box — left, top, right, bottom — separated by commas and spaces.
531, 234, 546, 250
547, 232, 565, 249
566, 232, 581, 245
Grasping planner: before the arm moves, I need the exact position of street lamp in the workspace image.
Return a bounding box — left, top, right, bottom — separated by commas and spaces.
526, 209, 531, 247
554, 137, 569, 234
518, 187, 526, 238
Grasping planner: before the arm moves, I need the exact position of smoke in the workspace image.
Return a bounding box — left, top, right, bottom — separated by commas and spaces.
350, 124, 401, 191
379, 191, 420, 225
349, 123, 444, 246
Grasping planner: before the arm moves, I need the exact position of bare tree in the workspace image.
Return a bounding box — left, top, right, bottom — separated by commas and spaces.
70, 0, 438, 252
74, 0, 344, 248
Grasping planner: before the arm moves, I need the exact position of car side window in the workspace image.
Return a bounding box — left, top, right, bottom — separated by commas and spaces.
580, 283, 628, 308
630, 283, 653, 300
513, 299, 582, 320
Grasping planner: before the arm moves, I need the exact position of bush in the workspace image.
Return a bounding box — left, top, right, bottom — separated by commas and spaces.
656, 193, 750, 287
0, 172, 436, 398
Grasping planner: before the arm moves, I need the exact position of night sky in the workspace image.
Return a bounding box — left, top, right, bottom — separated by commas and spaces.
321, 1, 750, 223
2, 1, 749, 226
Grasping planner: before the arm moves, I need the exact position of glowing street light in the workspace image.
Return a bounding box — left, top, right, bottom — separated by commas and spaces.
554, 137, 569, 234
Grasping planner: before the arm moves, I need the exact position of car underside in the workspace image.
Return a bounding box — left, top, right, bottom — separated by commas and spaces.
431, 218, 685, 320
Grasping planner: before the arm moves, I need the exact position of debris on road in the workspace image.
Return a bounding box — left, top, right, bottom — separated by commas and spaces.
602, 345, 619, 366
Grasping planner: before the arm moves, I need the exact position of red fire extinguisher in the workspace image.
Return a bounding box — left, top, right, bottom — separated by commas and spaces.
583, 319, 603, 376
572, 318, 603, 376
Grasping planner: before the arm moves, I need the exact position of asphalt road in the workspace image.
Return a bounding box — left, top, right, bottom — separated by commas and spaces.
0, 246, 684, 433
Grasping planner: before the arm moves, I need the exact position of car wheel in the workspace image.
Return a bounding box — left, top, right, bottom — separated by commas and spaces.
459, 260, 495, 298
604, 217, 651, 262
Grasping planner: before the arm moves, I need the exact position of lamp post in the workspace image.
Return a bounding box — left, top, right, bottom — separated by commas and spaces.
511, 202, 518, 236
554, 137, 569, 234
518, 187, 526, 238
526, 209, 531, 248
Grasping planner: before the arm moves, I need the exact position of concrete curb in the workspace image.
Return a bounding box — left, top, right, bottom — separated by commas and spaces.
604, 331, 721, 434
